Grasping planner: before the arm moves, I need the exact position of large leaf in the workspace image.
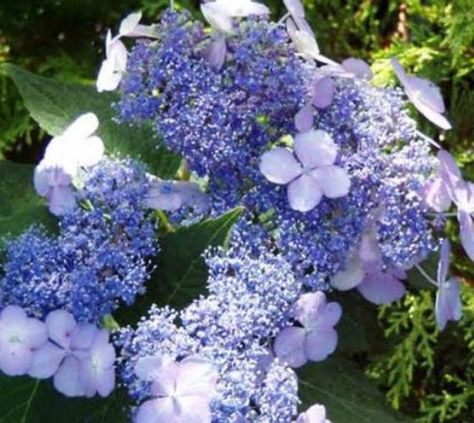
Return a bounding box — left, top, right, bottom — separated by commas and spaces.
2, 64, 180, 178
0, 160, 56, 243
118, 207, 244, 324
298, 357, 409, 423
0, 376, 128, 423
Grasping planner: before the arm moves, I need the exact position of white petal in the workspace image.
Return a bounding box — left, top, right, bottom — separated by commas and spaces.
260, 148, 302, 184
62, 113, 99, 141
75, 136, 105, 167
311, 165, 351, 199
201, 3, 234, 33
119, 11, 142, 36
176, 356, 218, 397
294, 129, 338, 168
287, 175, 323, 212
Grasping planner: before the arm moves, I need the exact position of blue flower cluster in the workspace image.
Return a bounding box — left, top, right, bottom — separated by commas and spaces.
0, 159, 158, 323
116, 240, 301, 422
119, 10, 310, 199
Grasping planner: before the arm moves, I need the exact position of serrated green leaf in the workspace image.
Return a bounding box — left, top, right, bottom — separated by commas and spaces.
298, 357, 410, 423
118, 207, 244, 324
2, 64, 180, 178
0, 376, 128, 423
0, 160, 57, 243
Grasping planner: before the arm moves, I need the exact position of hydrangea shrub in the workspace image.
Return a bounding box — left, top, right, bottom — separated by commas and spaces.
0, 1, 472, 422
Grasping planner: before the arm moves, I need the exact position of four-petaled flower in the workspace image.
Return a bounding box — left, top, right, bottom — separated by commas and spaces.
331, 225, 406, 305
0, 306, 48, 376
436, 240, 462, 331
273, 292, 342, 368
28, 310, 115, 398
134, 354, 218, 423
34, 113, 104, 215
391, 57, 451, 130
260, 129, 351, 212
424, 150, 474, 261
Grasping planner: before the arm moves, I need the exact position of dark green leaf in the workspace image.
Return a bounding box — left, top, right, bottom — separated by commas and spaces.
298, 357, 410, 422
0, 376, 128, 423
2, 64, 180, 178
118, 207, 244, 324
0, 160, 56, 243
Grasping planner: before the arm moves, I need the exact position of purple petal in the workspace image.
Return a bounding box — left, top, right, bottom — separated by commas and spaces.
358, 229, 382, 263
438, 150, 462, 193
28, 342, 65, 379
45, 310, 76, 349
411, 96, 452, 130
292, 292, 326, 328
436, 277, 462, 331
342, 58, 373, 80
54, 356, 86, 397
437, 239, 451, 285
135, 398, 175, 423
204, 36, 227, 70
406, 76, 445, 114
0, 344, 33, 376
48, 185, 76, 216
423, 177, 452, 212
357, 271, 406, 305
70, 323, 99, 351
177, 356, 218, 397
312, 76, 334, 109
304, 328, 338, 362
260, 148, 302, 184
293, 129, 338, 168
295, 103, 314, 133
331, 257, 365, 291
287, 174, 323, 212
452, 182, 474, 213
135, 355, 170, 383
273, 326, 307, 368
90, 330, 115, 369
458, 210, 474, 261
311, 165, 351, 199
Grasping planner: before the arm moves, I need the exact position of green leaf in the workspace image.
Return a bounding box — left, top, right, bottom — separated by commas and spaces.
2, 64, 180, 178
332, 292, 384, 355
0, 376, 128, 423
118, 207, 244, 324
298, 357, 409, 423
0, 160, 56, 243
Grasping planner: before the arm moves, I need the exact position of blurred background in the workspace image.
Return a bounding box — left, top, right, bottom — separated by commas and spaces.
0, 1, 473, 421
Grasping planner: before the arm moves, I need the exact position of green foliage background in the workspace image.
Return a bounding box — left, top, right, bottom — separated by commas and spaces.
0, 0, 473, 421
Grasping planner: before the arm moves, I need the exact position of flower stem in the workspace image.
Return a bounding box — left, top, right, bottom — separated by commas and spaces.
414, 263, 438, 287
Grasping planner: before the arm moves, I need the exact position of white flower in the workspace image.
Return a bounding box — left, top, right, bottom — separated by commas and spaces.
34, 113, 104, 215
97, 11, 158, 92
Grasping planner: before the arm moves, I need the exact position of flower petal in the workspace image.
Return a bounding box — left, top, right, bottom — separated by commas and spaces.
135, 398, 176, 423
62, 113, 99, 141
406, 75, 445, 114
294, 129, 338, 168
312, 76, 334, 109
287, 174, 322, 212
304, 328, 338, 362
436, 277, 462, 331
357, 271, 406, 305
201, 3, 234, 33
0, 344, 33, 376
273, 326, 307, 368
45, 310, 76, 349
28, 342, 65, 379
176, 356, 218, 397
437, 239, 451, 285
423, 177, 452, 212
295, 102, 314, 133
311, 165, 351, 199
48, 185, 76, 216
331, 256, 365, 291
260, 148, 302, 184
342, 58, 373, 80
54, 356, 86, 397
204, 36, 227, 70
458, 210, 474, 261
75, 136, 104, 167
119, 11, 142, 36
